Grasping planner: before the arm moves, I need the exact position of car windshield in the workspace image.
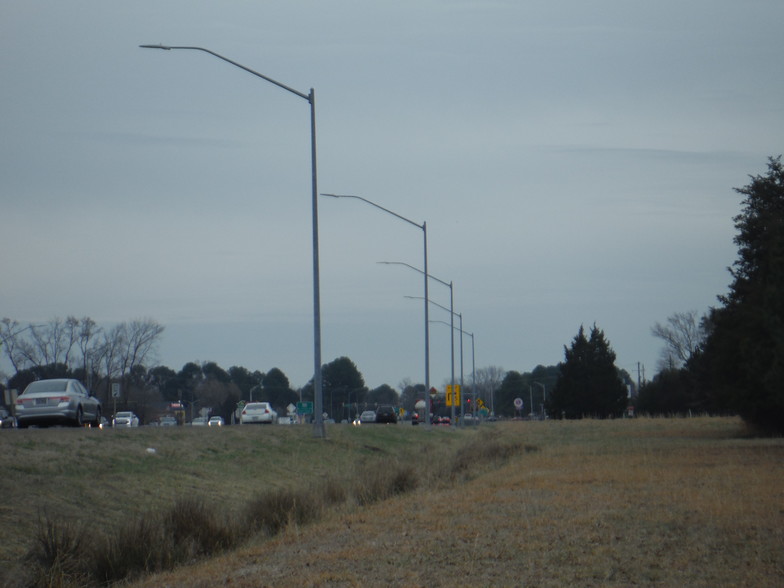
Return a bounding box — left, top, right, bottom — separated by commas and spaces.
25, 381, 68, 394
116, 412, 132, 418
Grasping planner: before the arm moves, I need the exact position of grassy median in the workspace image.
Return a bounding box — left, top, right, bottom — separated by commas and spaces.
1, 417, 781, 587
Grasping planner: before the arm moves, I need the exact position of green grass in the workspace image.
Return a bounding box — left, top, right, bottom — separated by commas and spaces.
2, 418, 781, 587
0, 423, 470, 579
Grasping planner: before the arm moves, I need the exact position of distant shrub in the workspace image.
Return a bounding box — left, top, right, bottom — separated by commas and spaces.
321, 476, 349, 506
353, 461, 418, 505
243, 486, 325, 536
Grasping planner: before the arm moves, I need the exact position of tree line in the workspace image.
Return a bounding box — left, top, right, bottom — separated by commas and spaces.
0, 321, 429, 423
3, 158, 781, 430
637, 156, 784, 433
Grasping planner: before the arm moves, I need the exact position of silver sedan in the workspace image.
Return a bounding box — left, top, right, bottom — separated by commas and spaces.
15, 379, 102, 428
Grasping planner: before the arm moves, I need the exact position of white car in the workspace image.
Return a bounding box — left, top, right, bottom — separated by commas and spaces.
16, 379, 102, 428
191, 416, 209, 426
359, 410, 376, 424
240, 402, 277, 424
113, 411, 139, 427
208, 416, 224, 427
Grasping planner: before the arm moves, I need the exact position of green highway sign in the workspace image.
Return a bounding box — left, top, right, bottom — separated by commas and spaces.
297, 401, 314, 415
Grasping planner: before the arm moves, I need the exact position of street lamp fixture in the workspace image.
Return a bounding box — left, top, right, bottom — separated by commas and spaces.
140, 44, 326, 438
321, 193, 431, 429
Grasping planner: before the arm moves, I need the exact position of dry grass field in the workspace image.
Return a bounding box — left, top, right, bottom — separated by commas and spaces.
2, 417, 782, 587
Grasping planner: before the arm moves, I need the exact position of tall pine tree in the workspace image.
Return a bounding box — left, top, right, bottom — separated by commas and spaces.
698, 156, 784, 432
549, 324, 628, 418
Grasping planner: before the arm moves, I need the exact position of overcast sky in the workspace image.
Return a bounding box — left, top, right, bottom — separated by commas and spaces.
2, 1, 782, 394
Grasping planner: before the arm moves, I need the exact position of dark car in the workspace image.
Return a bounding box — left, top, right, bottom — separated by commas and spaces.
375, 405, 397, 424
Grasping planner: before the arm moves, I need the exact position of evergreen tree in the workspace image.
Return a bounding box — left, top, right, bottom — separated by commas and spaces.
549, 325, 627, 418
637, 368, 695, 415
496, 370, 526, 417
697, 156, 784, 432
261, 368, 298, 412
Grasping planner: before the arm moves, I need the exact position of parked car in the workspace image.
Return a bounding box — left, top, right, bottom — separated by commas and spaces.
191, 416, 209, 426
15, 379, 101, 428
159, 416, 178, 427
375, 405, 398, 424
0, 408, 16, 429
240, 402, 277, 424
208, 416, 225, 427
113, 411, 139, 427
359, 410, 376, 424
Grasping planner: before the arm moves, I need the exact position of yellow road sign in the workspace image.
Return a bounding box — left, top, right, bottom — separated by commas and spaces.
446, 385, 461, 406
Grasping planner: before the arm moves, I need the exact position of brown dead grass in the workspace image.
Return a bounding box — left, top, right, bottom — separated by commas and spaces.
127, 417, 784, 588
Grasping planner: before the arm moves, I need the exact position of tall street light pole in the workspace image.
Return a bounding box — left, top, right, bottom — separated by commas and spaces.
389, 263, 455, 423
405, 293, 458, 425
140, 44, 325, 438
321, 193, 431, 429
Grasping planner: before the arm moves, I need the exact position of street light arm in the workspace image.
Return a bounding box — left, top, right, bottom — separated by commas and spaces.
139, 44, 311, 102
378, 261, 452, 289
431, 319, 473, 339
407, 295, 460, 319
321, 193, 423, 231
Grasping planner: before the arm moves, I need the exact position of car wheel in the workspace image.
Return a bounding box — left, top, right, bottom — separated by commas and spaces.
75, 407, 84, 427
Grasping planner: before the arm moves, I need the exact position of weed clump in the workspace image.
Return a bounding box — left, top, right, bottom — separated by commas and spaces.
23, 516, 92, 588
243, 485, 325, 536
21, 498, 239, 587
353, 461, 418, 505
450, 437, 523, 477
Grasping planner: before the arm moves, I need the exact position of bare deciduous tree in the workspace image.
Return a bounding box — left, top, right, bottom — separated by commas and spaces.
1, 317, 83, 371
651, 310, 706, 371
474, 365, 506, 415
1, 318, 25, 372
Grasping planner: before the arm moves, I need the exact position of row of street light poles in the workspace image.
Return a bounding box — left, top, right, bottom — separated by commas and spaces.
322, 194, 433, 430
139, 44, 476, 435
